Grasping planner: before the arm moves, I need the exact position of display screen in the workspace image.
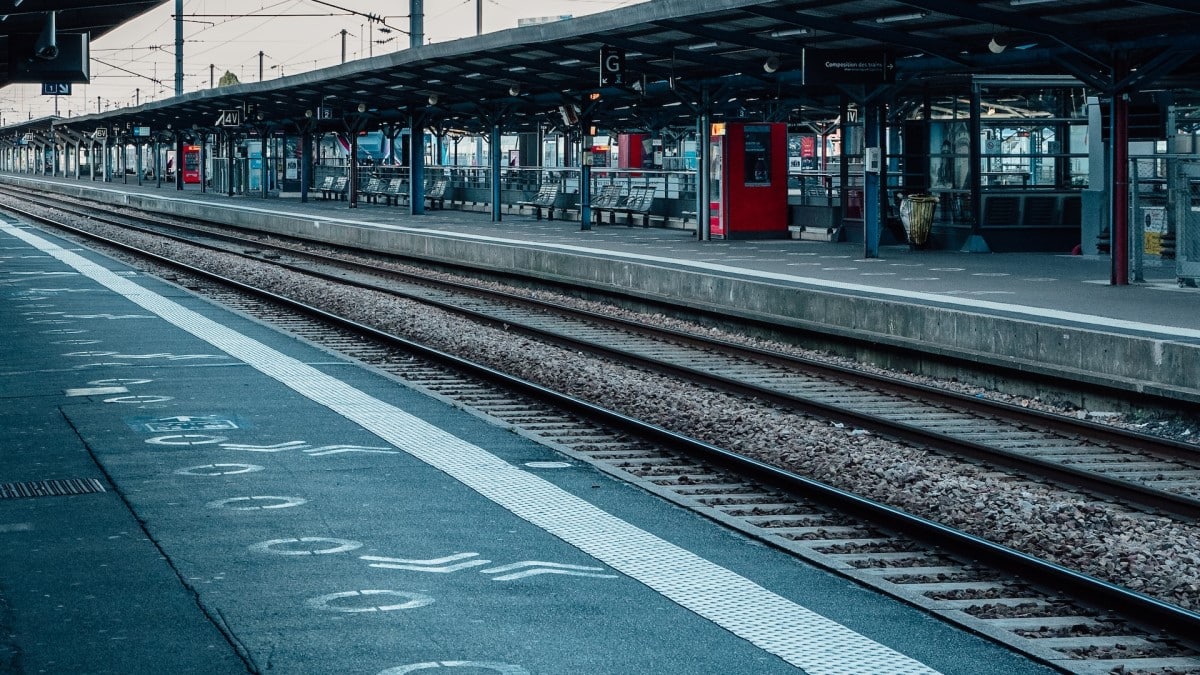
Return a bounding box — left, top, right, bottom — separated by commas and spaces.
743, 125, 771, 186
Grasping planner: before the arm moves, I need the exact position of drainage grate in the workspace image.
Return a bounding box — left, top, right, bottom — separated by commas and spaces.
0, 478, 106, 499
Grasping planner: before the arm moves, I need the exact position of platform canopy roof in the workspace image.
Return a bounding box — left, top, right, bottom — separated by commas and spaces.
0, 0, 168, 90
17, 0, 1200, 141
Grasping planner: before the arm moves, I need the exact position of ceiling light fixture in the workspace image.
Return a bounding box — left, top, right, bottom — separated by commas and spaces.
687, 41, 719, 51
988, 37, 1007, 53
875, 12, 926, 24
763, 56, 781, 73
769, 27, 809, 38
1010, 0, 1057, 5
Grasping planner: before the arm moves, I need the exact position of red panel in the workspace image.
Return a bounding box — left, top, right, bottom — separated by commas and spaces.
618, 133, 645, 170
182, 145, 201, 184
721, 122, 788, 236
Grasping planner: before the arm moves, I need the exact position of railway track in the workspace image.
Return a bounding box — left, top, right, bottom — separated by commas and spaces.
4, 189, 1200, 673
8, 187, 1198, 519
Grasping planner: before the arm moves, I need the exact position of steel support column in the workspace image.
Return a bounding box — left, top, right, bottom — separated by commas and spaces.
227, 134, 235, 196
200, 135, 207, 193
410, 113, 425, 215
1111, 90, 1130, 285
698, 102, 711, 241
349, 131, 358, 208
961, 82, 991, 253
262, 132, 269, 199
300, 131, 311, 203
863, 104, 881, 258
490, 123, 502, 222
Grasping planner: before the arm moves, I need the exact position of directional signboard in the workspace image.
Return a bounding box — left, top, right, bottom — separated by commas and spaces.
600, 45, 625, 87
803, 49, 895, 85
217, 108, 243, 127
41, 82, 71, 96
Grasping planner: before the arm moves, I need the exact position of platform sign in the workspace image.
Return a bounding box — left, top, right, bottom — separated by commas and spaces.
600, 45, 625, 86
803, 48, 895, 85
217, 108, 242, 127
41, 82, 71, 96
92, 127, 107, 140
133, 126, 150, 137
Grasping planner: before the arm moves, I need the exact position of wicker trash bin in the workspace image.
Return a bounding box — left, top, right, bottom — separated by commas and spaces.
900, 194, 938, 247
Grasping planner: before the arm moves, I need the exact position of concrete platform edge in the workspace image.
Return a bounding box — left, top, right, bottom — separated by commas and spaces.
8, 174, 1195, 404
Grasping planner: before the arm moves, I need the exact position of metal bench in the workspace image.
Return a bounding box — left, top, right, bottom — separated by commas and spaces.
425, 179, 447, 210
381, 178, 406, 206
315, 175, 334, 198
595, 185, 656, 227
321, 176, 348, 201
362, 177, 383, 204
589, 184, 624, 225
517, 183, 561, 220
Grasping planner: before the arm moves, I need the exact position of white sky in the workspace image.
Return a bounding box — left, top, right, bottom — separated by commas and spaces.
1, 0, 645, 123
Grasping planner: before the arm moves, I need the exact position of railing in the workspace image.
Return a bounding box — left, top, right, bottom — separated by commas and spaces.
309, 164, 700, 224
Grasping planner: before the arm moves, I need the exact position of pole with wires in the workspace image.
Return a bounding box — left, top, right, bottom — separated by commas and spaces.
410, 0, 423, 48
174, 0, 183, 95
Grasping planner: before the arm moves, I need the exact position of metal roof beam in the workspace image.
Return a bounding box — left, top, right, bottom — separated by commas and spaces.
893, 0, 1108, 66
743, 5, 970, 66
1128, 0, 1200, 14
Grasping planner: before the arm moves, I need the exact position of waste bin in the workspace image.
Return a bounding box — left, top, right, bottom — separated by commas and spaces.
900, 194, 938, 247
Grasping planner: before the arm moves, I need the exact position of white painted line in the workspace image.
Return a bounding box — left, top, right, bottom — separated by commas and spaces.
65, 386, 129, 396
146, 434, 227, 446
175, 463, 265, 477
306, 589, 434, 613
250, 537, 362, 556
4, 222, 943, 675
206, 496, 307, 510
378, 661, 528, 674
103, 395, 173, 404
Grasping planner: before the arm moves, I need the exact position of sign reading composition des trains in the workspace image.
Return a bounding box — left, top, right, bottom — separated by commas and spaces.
803, 49, 895, 85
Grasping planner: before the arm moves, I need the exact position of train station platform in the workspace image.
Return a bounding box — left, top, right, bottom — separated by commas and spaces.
0, 206, 1063, 673
3, 173, 1198, 406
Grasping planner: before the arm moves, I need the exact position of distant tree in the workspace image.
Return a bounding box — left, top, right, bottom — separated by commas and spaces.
218, 71, 241, 87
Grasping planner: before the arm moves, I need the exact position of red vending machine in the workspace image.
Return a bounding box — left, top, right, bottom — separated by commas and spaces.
709, 122, 788, 239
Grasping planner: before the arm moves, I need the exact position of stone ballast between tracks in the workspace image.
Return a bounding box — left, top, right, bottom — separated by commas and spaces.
7, 173, 1197, 404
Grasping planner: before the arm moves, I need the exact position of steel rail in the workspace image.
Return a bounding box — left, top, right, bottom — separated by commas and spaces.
7, 200, 1200, 642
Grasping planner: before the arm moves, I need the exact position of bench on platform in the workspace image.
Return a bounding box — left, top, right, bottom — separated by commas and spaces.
362, 177, 384, 204
381, 178, 406, 206
517, 183, 562, 220
315, 176, 333, 198
595, 185, 657, 227
321, 176, 348, 201
425, 179, 447, 210
588, 184, 623, 225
